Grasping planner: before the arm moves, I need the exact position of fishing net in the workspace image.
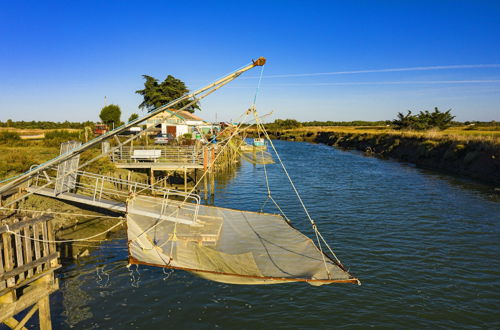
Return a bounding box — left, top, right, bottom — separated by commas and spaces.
126, 195, 358, 285
228, 139, 274, 165
240, 150, 274, 165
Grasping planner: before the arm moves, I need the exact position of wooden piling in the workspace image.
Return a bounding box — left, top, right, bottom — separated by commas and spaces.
203, 174, 208, 200
184, 167, 187, 192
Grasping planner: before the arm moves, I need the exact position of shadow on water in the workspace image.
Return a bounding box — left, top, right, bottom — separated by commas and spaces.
46, 140, 499, 329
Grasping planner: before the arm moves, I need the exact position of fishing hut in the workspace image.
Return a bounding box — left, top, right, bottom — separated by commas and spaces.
109, 142, 211, 194
104, 107, 225, 194
0, 214, 59, 330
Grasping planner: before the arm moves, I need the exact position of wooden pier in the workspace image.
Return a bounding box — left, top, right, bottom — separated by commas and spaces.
107, 142, 239, 198
0, 215, 59, 330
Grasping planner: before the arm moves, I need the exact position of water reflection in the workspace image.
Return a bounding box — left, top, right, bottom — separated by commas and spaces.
50, 140, 499, 329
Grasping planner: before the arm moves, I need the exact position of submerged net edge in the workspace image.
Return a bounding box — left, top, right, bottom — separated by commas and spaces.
128, 255, 360, 286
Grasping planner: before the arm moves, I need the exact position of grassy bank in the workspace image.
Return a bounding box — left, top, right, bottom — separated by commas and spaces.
256, 126, 500, 186
270, 125, 500, 143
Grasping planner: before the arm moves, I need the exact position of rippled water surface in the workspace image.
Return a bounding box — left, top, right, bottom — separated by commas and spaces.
50, 140, 499, 329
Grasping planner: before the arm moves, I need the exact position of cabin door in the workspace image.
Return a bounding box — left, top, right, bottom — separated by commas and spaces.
167, 125, 177, 137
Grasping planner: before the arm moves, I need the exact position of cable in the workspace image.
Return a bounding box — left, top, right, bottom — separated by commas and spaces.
4, 220, 125, 243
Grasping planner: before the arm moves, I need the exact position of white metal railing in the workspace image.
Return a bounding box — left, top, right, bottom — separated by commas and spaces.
27, 168, 201, 224
111, 145, 203, 164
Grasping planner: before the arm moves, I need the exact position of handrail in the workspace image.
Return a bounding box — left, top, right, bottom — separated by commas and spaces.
27, 168, 202, 223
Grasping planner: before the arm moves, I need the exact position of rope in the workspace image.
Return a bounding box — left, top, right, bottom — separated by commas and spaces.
252, 109, 342, 276
0, 207, 124, 220
126, 264, 141, 288
252, 65, 265, 106
256, 121, 291, 222
313, 224, 331, 279
4, 220, 125, 243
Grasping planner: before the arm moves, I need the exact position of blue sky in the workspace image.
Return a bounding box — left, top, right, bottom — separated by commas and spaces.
1, 1, 499, 123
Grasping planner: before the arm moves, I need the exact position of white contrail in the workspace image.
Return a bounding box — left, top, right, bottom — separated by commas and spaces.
265, 80, 500, 86
226, 80, 500, 88
243, 64, 500, 79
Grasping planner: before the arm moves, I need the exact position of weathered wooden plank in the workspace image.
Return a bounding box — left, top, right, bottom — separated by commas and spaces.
40, 223, 50, 271
0, 278, 58, 322
22, 226, 33, 278
13, 303, 37, 330
46, 221, 57, 268
13, 228, 25, 283
0, 253, 57, 282
0, 240, 5, 290
0, 215, 53, 235
0, 266, 60, 298
2, 233, 15, 287
32, 225, 42, 274
2, 316, 28, 330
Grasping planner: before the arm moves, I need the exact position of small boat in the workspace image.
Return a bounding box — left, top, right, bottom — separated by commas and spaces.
253, 138, 265, 147
240, 138, 267, 152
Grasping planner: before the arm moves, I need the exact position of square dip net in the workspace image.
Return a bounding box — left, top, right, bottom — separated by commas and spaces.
127, 195, 358, 286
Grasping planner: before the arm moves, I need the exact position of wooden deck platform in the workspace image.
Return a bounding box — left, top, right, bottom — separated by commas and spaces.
115, 162, 204, 170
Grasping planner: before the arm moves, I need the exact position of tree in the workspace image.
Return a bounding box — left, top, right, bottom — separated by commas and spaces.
128, 113, 139, 122
135, 75, 200, 113
426, 107, 455, 130
392, 107, 455, 130
99, 104, 121, 128
392, 111, 417, 130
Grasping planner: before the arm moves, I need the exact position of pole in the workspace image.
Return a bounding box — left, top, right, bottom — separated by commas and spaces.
0, 57, 266, 194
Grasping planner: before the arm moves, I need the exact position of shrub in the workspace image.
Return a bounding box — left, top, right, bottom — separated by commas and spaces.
0, 131, 21, 143
0, 152, 36, 180
43, 130, 82, 147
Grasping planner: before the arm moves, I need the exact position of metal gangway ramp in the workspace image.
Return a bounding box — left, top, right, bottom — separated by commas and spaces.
27, 168, 202, 226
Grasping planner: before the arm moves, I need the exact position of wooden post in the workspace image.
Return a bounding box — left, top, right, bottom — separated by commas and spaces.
203, 147, 208, 171
184, 167, 187, 192
203, 175, 208, 200
38, 295, 52, 330
210, 171, 215, 196
150, 168, 154, 186
211, 146, 215, 168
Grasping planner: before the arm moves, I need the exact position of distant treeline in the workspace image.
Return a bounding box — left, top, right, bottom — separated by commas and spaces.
0, 120, 94, 129
265, 118, 498, 130
302, 120, 391, 127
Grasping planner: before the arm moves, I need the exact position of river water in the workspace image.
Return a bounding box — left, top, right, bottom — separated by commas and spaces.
49, 140, 499, 329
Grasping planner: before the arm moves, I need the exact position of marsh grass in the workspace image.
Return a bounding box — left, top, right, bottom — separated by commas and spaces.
0, 145, 59, 180
276, 126, 500, 145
